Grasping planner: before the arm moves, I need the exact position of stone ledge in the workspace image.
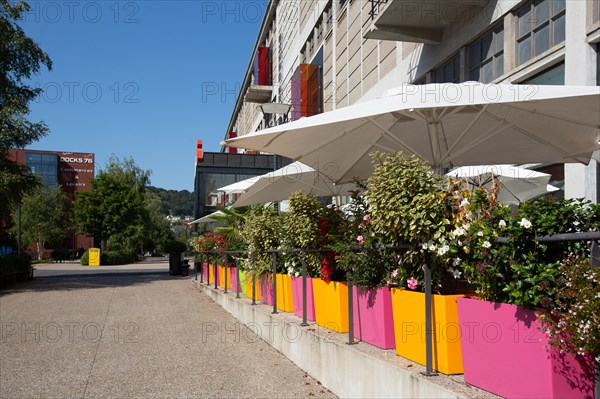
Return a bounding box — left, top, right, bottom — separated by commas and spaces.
191, 280, 500, 399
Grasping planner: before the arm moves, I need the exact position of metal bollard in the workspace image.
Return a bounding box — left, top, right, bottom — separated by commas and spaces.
346, 278, 357, 345
272, 252, 278, 314
421, 251, 438, 376
235, 259, 241, 299
300, 259, 308, 327
224, 255, 228, 294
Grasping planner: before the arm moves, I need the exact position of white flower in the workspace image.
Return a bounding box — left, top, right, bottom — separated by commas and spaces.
437, 245, 450, 256
519, 218, 532, 229
482, 241, 492, 249
452, 269, 462, 279
451, 227, 465, 238
477, 231, 484, 237
428, 243, 437, 251
453, 258, 461, 267
295, 272, 300, 277
499, 220, 506, 228
422, 243, 429, 250
460, 198, 470, 208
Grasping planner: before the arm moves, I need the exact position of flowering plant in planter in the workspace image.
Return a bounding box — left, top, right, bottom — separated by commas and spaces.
281, 191, 348, 281
365, 152, 458, 293
239, 205, 282, 276
541, 254, 599, 357
434, 183, 600, 310
331, 183, 397, 289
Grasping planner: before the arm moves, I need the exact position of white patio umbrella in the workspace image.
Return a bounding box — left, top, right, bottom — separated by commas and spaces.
231, 162, 358, 208
188, 211, 225, 225
446, 164, 560, 204
217, 178, 260, 194
222, 83, 600, 183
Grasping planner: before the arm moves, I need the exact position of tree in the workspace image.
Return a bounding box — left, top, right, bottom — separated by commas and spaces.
1, 0, 53, 217
12, 185, 68, 260
74, 156, 150, 251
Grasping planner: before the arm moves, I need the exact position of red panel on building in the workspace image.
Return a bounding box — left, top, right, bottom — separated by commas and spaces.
256, 47, 272, 86
228, 132, 237, 153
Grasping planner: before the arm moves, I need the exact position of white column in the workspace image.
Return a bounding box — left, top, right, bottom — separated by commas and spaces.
564, 0, 598, 203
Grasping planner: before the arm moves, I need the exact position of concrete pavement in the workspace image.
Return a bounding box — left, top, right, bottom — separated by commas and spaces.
0, 261, 336, 398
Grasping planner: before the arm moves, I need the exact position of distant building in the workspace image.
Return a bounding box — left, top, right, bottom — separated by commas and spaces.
193, 140, 289, 222
8, 149, 95, 254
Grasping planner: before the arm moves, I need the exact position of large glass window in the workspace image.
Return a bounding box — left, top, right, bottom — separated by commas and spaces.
433, 53, 461, 83
517, 0, 566, 65
25, 152, 57, 187
469, 25, 504, 83
522, 62, 565, 84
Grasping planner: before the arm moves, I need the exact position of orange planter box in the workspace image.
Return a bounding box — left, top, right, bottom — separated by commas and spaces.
276, 274, 294, 312
312, 279, 348, 333
245, 274, 261, 301
218, 265, 231, 289
208, 264, 215, 285
391, 289, 464, 375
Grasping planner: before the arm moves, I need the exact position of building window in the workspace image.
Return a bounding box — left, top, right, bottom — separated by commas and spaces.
25, 152, 58, 187
433, 53, 461, 83
516, 0, 566, 65
468, 25, 504, 83
522, 62, 564, 84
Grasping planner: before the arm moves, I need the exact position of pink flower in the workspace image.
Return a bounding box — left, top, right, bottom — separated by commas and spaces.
391, 269, 398, 278
387, 280, 393, 286
363, 215, 370, 222
407, 277, 418, 290
357, 235, 364, 245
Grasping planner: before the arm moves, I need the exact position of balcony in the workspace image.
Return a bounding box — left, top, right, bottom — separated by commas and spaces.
364, 0, 489, 45
245, 85, 273, 103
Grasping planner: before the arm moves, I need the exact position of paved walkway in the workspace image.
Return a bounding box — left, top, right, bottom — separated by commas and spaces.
0, 261, 336, 398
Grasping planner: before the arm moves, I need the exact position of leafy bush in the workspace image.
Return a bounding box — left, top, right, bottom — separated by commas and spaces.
239, 205, 282, 276
163, 240, 187, 254
80, 249, 137, 265
366, 152, 455, 292
101, 250, 137, 265
0, 255, 33, 287
81, 250, 89, 265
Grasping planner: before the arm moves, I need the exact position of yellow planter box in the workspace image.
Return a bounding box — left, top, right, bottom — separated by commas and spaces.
245, 274, 261, 301
391, 289, 464, 375
276, 274, 294, 312
312, 279, 348, 333
218, 265, 231, 289
208, 264, 216, 285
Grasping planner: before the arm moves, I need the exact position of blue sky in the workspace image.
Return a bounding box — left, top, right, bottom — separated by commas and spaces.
21, 0, 265, 191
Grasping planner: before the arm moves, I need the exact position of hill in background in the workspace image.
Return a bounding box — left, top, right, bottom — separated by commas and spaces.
147, 186, 194, 217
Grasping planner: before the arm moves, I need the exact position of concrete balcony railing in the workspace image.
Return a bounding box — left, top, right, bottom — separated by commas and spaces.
364, 0, 489, 45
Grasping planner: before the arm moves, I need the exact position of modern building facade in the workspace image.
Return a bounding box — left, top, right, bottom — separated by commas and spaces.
8, 148, 95, 253
193, 140, 289, 221
221, 0, 600, 202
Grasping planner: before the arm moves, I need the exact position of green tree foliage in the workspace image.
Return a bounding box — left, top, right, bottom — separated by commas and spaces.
0, 0, 52, 224
146, 186, 193, 216
74, 156, 150, 251
12, 185, 69, 260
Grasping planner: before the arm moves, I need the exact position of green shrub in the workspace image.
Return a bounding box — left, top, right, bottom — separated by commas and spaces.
0, 255, 33, 287
80, 250, 89, 265
80, 250, 136, 266
101, 250, 137, 265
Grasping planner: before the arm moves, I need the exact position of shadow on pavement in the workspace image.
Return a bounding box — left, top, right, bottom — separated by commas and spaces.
0, 271, 193, 296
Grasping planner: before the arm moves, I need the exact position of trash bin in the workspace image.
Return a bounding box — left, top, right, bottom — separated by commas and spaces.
180, 260, 190, 277
169, 252, 182, 275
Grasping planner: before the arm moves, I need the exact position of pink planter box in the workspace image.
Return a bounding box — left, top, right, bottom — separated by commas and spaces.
202, 263, 209, 281
352, 286, 395, 349
291, 277, 316, 321
457, 297, 594, 399
229, 267, 241, 293
259, 275, 274, 306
